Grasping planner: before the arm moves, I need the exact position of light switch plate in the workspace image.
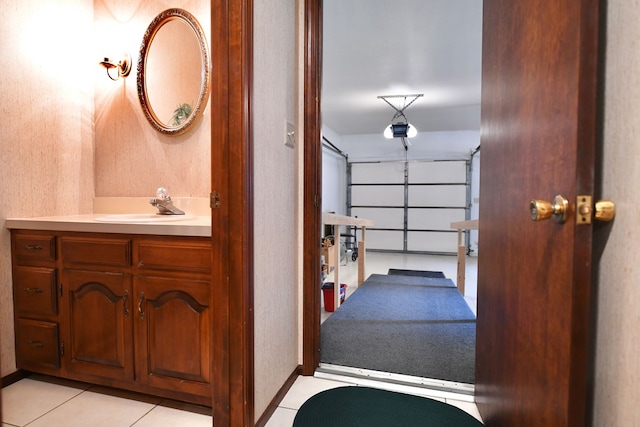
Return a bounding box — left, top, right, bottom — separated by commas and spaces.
285, 120, 295, 148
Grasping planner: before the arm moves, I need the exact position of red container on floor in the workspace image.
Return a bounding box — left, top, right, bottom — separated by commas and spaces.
322, 282, 347, 312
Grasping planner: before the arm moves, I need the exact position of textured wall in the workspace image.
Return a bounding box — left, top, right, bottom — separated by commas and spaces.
0, 0, 95, 376
593, 0, 640, 423
93, 0, 211, 198
252, 0, 298, 419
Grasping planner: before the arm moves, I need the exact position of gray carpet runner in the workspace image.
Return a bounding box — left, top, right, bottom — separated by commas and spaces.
320, 272, 476, 384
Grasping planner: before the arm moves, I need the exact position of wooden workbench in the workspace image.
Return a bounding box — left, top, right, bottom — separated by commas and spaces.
322, 213, 374, 310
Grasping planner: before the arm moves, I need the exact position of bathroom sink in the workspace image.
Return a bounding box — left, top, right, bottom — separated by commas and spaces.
94, 213, 196, 223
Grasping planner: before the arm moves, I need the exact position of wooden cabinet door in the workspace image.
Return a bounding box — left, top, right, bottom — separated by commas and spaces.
63, 269, 133, 382
134, 275, 211, 399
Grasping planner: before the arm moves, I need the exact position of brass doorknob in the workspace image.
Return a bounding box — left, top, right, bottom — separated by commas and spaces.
530, 195, 569, 223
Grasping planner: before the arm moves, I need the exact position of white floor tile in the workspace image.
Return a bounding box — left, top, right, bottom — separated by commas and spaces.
25, 390, 156, 427
131, 405, 212, 427
1, 378, 87, 426
264, 407, 297, 427
278, 376, 353, 410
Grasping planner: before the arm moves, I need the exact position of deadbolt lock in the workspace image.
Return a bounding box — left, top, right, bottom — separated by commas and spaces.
530, 195, 569, 223
576, 195, 615, 224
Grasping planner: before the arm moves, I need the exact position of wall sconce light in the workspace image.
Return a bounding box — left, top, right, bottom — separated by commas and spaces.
99, 53, 131, 81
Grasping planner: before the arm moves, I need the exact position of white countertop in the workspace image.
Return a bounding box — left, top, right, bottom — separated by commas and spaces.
5, 214, 212, 237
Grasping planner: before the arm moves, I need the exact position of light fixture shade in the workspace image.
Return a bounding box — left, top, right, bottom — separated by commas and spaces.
383, 125, 394, 139
406, 123, 418, 138
384, 122, 418, 139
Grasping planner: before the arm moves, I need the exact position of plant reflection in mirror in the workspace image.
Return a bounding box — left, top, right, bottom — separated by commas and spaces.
171, 103, 193, 126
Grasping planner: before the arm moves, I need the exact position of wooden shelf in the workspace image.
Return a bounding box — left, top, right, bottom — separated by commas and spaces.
322, 213, 374, 310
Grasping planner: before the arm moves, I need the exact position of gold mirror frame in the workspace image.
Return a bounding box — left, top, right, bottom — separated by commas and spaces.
137, 8, 211, 135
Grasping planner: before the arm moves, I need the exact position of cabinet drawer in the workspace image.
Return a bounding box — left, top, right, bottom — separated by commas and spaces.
13, 234, 56, 263
15, 318, 60, 370
61, 237, 132, 267
137, 241, 211, 273
13, 267, 58, 316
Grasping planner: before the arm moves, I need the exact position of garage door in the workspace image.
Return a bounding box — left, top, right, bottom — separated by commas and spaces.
349, 160, 469, 254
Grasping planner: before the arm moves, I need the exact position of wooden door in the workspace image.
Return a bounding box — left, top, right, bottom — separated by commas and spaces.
210, 0, 254, 425
63, 269, 134, 382
475, 1, 602, 425
135, 275, 211, 399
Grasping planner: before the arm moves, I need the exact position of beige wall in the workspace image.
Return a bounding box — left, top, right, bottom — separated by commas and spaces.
252, 0, 299, 419
593, 0, 640, 423
93, 0, 211, 197
0, 0, 95, 376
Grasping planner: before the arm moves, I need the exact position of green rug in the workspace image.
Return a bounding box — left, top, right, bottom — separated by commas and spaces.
293, 386, 483, 426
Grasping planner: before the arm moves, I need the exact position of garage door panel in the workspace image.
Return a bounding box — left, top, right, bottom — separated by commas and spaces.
408, 185, 466, 207
366, 230, 404, 251
407, 208, 466, 230
352, 163, 405, 184
407, 231, 458, 253
408, 161, 466, 184
351, 208, 404, 229
351, 185, 404, 206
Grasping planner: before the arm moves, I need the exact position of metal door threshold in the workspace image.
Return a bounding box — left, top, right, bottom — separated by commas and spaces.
316, 363, 475, 401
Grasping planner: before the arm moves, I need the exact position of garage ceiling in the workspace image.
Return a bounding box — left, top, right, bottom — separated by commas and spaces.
322, 0, 483, 138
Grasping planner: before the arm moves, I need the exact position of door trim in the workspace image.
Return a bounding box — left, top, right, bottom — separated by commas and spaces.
210, 0, 255, 425
302, 0, 323, 375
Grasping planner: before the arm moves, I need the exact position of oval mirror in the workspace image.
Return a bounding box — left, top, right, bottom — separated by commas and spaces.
137, 8, 210, 135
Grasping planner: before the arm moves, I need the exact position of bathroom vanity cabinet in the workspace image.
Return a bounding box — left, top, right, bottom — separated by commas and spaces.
11, 229, 212, 406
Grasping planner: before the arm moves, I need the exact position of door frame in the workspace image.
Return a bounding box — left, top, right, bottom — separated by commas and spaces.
210, 0, 254, 426
302, 0, 323, 375
300, 1, 603, 425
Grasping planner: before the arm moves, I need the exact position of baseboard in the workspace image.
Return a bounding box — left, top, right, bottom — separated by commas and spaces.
255, 365, 302, 427
2, 370, 29, 388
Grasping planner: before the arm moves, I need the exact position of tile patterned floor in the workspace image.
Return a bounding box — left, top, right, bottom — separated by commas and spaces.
1, 375, 212, 427
2, 374, 482, 426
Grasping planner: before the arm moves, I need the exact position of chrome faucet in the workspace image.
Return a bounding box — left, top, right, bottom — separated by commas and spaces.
150, 187, 185, 215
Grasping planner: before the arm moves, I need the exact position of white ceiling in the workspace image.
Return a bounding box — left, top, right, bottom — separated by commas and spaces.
322, 0, 483, 138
